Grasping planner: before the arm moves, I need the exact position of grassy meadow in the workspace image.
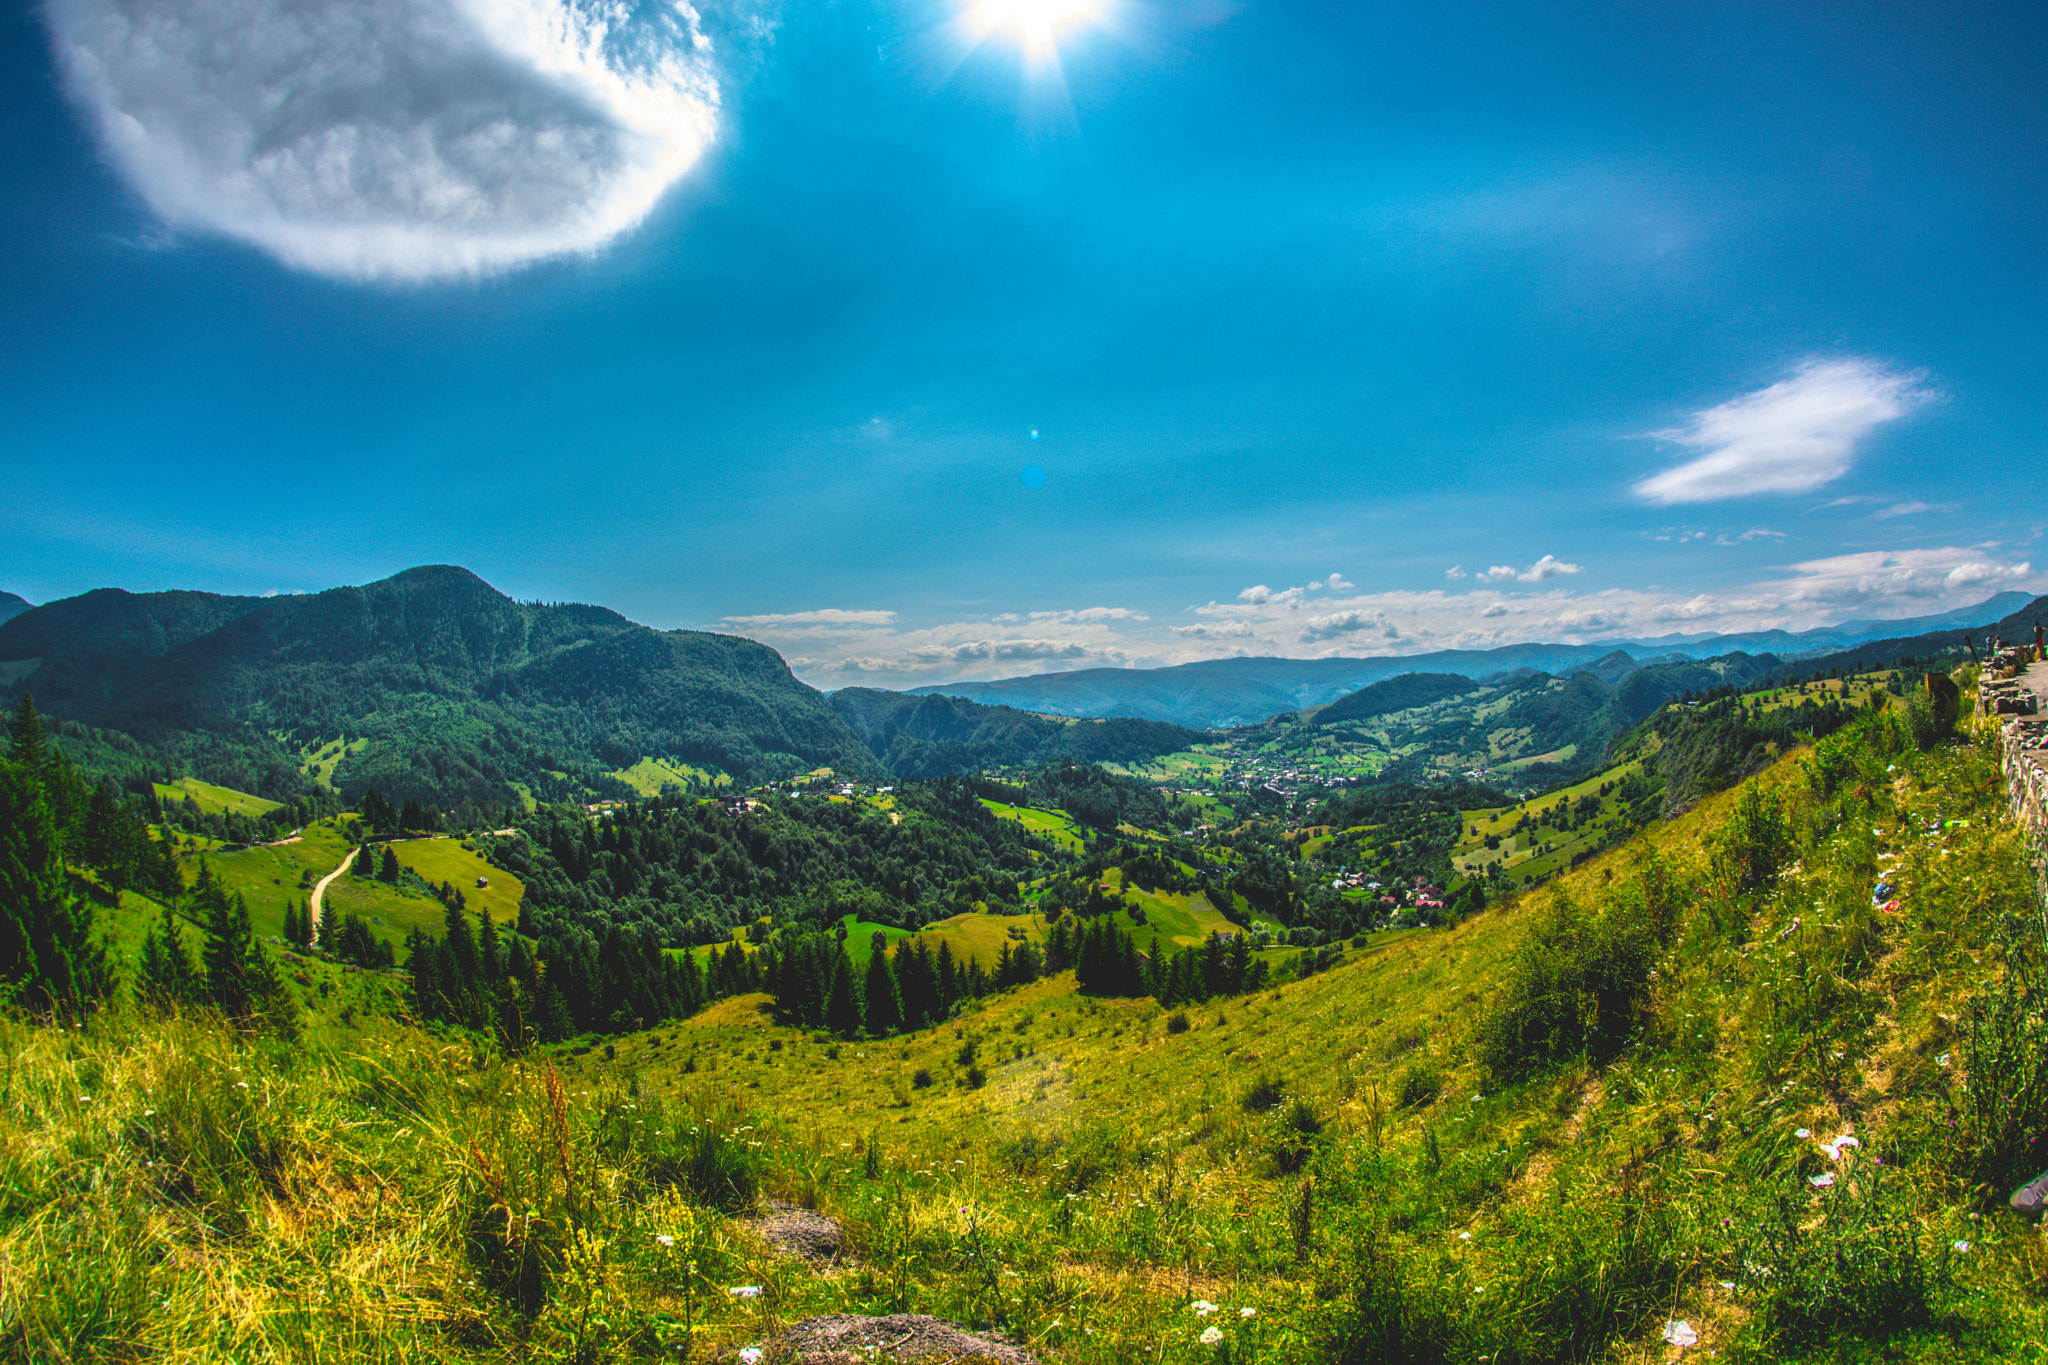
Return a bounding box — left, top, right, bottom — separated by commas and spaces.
10, 707, 2048, 1361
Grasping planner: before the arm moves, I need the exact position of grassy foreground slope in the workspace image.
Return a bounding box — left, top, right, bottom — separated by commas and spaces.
7, 709, 2048, 1362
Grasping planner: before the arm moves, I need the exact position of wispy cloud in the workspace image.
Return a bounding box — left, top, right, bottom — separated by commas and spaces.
720, 609, 898, 629
45, 0, 720, 281
1445, 565, 1467, 581
1632, 358, 1932, 505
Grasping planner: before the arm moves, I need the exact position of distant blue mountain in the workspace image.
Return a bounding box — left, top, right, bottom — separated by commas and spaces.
905, 593, 2035, 730
0, 592, 30, 627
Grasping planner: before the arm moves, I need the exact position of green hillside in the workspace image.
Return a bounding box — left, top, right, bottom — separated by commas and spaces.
7, 691, 2045, 1361
0, 565, 881, 809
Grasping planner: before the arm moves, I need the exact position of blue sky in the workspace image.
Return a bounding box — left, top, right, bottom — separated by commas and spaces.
5, 0, 2047, 687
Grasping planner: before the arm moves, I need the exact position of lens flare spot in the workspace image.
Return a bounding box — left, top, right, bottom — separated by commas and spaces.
1021, 465, 1046, 488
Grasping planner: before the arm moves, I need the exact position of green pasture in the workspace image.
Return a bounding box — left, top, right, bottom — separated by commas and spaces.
153, 777, 283, 819
979, 799, 1087, 853
608, 756, 730, 797
387, 837, 525, 925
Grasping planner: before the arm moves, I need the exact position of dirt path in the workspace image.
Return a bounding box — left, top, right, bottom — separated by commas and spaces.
307, 848, 356, 940
307, 833, 455, 938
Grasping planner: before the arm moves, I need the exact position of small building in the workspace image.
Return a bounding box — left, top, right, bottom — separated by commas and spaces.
476, 876, 490, 889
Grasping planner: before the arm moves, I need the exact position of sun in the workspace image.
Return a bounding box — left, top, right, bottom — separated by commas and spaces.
961, 0, 1108, 59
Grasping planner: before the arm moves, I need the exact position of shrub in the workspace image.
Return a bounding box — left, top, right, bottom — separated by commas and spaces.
1273, 1098, 1325, 1174
1959, 901, 2048, 1187
1730, 1152, 1959, 1345
1479, 887, 1654, 1082
1395, 1062, 1444, 1110
912, 1068, 934, 1088
963, 1065, 988, 1090
1166, 1011, 1190, 1034
637, 1095, 762, 1213
1242, 1073, 1285, 1113
1709, 780, 1796, 896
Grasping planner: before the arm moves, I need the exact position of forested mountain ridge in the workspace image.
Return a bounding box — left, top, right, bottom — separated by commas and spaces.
827, 688, 1202, 777
0, 565, 878, 808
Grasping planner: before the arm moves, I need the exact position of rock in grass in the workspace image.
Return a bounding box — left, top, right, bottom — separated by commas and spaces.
764, 1313, 1040, 1363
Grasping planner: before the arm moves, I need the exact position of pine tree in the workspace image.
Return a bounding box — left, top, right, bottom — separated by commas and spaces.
379, 846, 401, 883
825, 947, 863, 1037
935, 940, 958, 1013
138, 901, 200, 1005
0, 760, 109, 1010
202, 888, 263, 1019
8, 695, 49, 774
863, 938, 903, 1035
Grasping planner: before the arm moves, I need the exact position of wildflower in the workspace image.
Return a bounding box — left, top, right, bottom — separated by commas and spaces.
1810, 1173, 1835, 1188
1190, 1300, 1217, 1316
1457, 1231, 1472, 1241
729, 1285, 763, 1299
1953, 1240, 1972, 1253
655, 1234, 674, 1248
739, 1350, 764, 1364
1938, 1053, 1952, 1068
1661, 1320, 1700, 1347
1239, 1307, 1256, 1318
1199, 1326, 1224, 1346
1718, 1281, 1735, 1291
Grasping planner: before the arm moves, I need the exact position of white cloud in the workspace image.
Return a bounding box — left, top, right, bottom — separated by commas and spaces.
46, 0, 720, 281
736, 545, 2041, 687
1517, 554, 1582, 582
1310, 572, 1355, 592
1632, 358, 1931, 505
1872, 501, 1940, 520
1299, 610, 1399, 643
1445, 565, 1467, 581
1483, 565, 1518, 581
1028, 607, 1149, 623
720, 608, 897, 628
1237, 584, 1305, 608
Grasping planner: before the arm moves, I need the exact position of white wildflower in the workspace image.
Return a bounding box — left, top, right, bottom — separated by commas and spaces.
729, 1285, 763, 1299
1199, 1326, 1223, 1346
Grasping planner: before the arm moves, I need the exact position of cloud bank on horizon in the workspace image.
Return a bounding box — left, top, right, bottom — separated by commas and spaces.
731, 545, 2038, 689
44, 0, 720, 280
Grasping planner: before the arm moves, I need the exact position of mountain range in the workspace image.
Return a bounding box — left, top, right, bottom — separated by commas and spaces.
4, 567, 2039, 806
909, 593, 2033, 729
0, 567, 1200, 807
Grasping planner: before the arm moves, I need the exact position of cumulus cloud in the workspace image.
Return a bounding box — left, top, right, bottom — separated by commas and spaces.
1483, 565, 1518, 581
1299, 610, 1399, 643
719, 608, 896, 628
1444, 565, 1467, 581
1632, 358, 1931, 505
1307, 573, 1354, 592
1236, 583, 1303, 608
1169, 621, 1255, 639
1517, 554, 1581, 582
1776, 548, 2033, 605
45, 0, 720, 281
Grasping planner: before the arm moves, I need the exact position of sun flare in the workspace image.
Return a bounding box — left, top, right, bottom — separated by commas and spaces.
963, 0, 1107, 56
